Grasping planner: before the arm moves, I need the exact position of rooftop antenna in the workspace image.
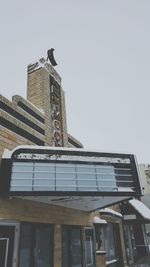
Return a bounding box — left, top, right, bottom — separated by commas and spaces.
47, 48, 58, 67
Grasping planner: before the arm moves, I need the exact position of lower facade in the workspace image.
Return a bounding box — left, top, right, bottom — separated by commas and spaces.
0, 197, 94, 267
1, 221, 95, 267
0, 198, 128, 267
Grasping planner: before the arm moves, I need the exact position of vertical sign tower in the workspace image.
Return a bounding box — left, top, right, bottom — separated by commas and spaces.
27, 50, 68, 147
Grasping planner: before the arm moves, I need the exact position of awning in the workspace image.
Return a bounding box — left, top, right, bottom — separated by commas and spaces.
99, 208, 122, 218
93, 216, 107, 224
129, 199, 150, 220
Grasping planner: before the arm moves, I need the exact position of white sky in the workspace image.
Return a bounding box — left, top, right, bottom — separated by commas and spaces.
0, 0, 150, 163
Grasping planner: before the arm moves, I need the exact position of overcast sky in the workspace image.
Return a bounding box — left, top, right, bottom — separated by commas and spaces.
0, 0, 150, 163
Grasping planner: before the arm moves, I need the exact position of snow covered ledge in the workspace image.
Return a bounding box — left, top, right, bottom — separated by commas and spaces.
96, 250, 106, 267
99, 208, 122, 219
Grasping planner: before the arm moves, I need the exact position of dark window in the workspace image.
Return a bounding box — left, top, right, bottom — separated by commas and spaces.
84, 228, 95, 267
105, 223, 118, 262
19, 224, 32, 266
0, 226, 15, 267
62, 226, 83, 267
124, 225, 137, 265
19, 223, 53, 267
95, 224, 107, 251
95, 223, 119, 263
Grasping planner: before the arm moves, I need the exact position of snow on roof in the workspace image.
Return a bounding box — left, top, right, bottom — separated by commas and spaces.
129, 199, 150, 220
22, 99, 45, 114
118, 187, 134, 192
2, 149, 12, 159
99, 208, 122, 218
13, 95, 45, 116
93, 216, 107, 224
3, 145, 134, 160
106, 259, 118, 265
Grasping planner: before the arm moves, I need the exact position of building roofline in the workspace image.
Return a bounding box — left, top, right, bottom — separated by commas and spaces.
2, 144, 136, 160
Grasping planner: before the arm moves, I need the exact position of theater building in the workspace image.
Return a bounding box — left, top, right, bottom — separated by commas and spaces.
0, 55, 143, 267
120, 165, 150, 266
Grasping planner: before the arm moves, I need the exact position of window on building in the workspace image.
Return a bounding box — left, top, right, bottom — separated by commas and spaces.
62, 226, 83, 267
84, 228, 95, 267
95, 224, 107, 252
95, 222, 119, 262
62, 226, 96, 267
105, 223, 119, 262
19, 223, 53, 267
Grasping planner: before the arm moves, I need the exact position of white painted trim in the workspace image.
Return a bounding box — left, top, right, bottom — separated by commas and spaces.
93, 216, 107, 224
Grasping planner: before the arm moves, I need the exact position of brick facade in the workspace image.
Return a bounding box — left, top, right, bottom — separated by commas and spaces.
0, 58, 127, 267
0, 60, 83, 159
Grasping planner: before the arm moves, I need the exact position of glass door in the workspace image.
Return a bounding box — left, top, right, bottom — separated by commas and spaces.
0, 226, 15, 267
0, 238, 9, 267
62, 226, 83, 267
19, 223, 53, 267
84, 228, 95, 267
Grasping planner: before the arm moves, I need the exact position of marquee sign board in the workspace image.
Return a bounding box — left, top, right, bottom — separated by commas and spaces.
0, 146, 142, 211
